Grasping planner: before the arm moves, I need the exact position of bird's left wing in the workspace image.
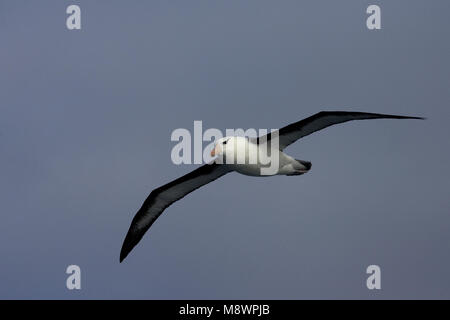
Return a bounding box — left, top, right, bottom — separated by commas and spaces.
120, 163, 233, 262
254, 111, 424, 150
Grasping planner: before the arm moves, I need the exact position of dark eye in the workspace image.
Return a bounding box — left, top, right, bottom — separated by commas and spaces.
222, 140, 227, 145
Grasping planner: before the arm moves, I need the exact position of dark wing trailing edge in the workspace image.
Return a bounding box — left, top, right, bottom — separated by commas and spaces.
255, 111, 424, 150
120, 163, 233, 262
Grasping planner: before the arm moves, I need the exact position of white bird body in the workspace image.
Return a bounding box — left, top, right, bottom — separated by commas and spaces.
212, 136, 310, 176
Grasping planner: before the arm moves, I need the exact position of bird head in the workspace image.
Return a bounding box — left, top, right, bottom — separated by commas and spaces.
211, 137, 232, 157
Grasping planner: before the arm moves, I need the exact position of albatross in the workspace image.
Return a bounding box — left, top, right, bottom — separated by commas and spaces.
120, 111, 423, 262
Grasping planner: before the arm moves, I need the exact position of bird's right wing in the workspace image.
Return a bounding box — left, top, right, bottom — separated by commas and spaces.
120, 163, 233, 262
254, 111, 424, 150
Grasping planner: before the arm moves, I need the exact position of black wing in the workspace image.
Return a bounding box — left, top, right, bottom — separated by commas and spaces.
120, 163, 233, 262
255, 111, 424, 150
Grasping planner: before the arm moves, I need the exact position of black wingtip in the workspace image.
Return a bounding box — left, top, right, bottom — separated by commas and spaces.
120, 224, 145, 263
119, 248, 127, 263
119, 233, 134, 263
403, 115, 426, 120
120, 245, 131, 263
320, 111, 426, 121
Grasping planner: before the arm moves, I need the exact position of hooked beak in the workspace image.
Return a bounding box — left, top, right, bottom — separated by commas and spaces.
210, 146, 217, 157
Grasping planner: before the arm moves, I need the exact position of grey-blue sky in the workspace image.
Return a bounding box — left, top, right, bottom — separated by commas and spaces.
0, 0, 449, 299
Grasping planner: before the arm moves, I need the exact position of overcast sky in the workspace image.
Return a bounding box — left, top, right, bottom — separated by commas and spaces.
1, 0, 450, 299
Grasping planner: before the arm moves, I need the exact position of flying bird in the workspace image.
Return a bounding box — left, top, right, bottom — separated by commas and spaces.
120, 111, 423, 262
